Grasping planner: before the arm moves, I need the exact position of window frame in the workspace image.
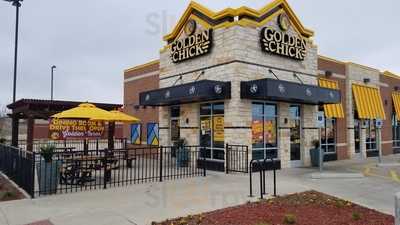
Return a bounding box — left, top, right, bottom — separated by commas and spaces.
251, 102, 278, 160
199, 102, 225, 161
320, 116, 337, 154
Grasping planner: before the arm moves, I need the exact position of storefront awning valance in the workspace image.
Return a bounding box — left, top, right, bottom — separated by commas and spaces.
352, 84, 385, 120
318, 78, 344, 118
392, 92, 400, 118
241, 78, 341, 105
139, 80, 231, 106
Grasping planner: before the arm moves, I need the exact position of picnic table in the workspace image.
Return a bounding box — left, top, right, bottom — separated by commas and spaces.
60, 154, 119, 185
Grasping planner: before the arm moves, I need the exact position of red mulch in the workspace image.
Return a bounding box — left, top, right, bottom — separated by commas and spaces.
153, 191, 394, 225
0, 174, 25, 202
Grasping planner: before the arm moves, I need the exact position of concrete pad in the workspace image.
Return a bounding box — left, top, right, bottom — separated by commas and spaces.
310, 172, 365, 179
377, 163, 400, 167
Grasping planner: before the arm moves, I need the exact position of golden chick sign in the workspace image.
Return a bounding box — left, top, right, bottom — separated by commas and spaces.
170, 19, 212, 63
49, 119, 105, 140
260, 13, 307, 60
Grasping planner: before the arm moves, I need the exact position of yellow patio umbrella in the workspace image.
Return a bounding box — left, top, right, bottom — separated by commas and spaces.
107, 110, 140, 123
51, 103, 114, 121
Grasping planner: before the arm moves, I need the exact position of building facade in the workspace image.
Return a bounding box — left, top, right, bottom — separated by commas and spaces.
123, 0, 400, 170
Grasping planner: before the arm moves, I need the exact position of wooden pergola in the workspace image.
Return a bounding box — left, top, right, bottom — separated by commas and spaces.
7, 99, 122, 152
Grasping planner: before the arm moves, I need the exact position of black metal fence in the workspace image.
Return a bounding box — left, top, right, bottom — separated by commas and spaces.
0, 144, 206, 197
5, 138, 127, 153
225, 144, 249, 174
0, 144, 35, 197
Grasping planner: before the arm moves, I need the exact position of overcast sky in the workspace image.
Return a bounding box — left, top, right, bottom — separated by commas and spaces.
0, 0, 399, 107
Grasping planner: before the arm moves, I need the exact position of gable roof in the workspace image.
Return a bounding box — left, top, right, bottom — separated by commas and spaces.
163, 0, 314, 42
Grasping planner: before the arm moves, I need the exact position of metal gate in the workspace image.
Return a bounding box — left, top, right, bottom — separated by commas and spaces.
225, 144, 249, 174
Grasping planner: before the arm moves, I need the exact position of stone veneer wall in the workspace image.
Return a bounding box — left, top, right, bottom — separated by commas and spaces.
158, 15, 319, 168
345, 63, 383, 159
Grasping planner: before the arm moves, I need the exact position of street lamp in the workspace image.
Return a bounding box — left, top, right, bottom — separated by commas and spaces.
3, 0, 23, 103
51, 65, 56, 101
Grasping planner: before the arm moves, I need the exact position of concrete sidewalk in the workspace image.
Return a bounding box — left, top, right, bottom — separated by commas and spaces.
0, 158, 399, 225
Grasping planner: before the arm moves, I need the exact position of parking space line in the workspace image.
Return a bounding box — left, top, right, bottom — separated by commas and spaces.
389, 170, 400, 183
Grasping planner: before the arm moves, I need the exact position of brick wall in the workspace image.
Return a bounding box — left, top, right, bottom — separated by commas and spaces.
317, 56, 348, 160
380, 74, 397, 155
123, 61, 159, 144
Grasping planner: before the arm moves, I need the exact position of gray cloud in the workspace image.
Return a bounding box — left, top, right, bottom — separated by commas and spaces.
0, 0, 399, 106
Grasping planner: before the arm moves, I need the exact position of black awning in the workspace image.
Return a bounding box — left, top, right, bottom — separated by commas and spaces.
139, 80, 231, 106
241, 78, 341, 105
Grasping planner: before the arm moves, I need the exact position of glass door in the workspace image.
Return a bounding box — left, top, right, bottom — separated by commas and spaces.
199, 103, 225, 161
170, 106, 180, 144
289, 105, 302, 167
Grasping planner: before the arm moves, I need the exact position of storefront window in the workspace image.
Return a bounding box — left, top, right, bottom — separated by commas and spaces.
200, 103, 224, 160
252, 103, 278, 160
320, 115, 336, 154
366, 120, 377, 151
392, 113, 400, 149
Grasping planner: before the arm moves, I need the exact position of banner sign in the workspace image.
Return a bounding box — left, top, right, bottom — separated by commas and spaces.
131, 123, 141, 145
147, 123, 159, 146
49, 119, 105, 140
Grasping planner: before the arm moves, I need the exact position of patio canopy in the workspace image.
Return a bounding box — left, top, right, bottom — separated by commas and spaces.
139, 80, 231, 106
241, 78, 341, 105
7, 99, 122, 151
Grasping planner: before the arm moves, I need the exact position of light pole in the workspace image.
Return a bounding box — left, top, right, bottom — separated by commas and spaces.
4, 0, 23, 103
51, 65, 56, 100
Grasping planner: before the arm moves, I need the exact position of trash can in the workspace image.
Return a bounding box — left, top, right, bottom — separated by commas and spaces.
310, 148, 323, 167
176, 147, 189, 167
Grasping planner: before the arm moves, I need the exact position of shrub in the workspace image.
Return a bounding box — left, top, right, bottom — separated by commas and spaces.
352, 211, 361, 221
0, 138, 6, 144
283, 214, 296, 224
254, 222, 271, 225
311, 139, 320, 149
39, 145, 56, 163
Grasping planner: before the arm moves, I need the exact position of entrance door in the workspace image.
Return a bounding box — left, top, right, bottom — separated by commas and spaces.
289, 105, 302, 167
170, 106, 180, 145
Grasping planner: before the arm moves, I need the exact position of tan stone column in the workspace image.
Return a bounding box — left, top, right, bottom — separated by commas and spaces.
302, 105, 318, 167
278, 102, 291, 168
159, 106, 170, 146
180, 104, 200, 146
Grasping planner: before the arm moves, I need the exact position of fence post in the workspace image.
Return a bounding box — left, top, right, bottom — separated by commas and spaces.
31, 152, 35, 198
246, 146, 249, 173
396, 192, 400, 225
225, 143, 229, 174
103, 149, 108, 189
200, 147, 207, 177
159, 146, 163, 182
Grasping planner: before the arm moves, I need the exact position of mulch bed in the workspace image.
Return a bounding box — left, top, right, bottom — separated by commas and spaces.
0, 174, 25, 202
153, 191, 394, 225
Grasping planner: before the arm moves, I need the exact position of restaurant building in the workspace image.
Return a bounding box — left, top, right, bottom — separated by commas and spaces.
123, 0, 400, 169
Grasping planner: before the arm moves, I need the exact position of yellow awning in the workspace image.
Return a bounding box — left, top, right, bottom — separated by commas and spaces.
318, 78, 344, 118
392, 92, 400, 118
352, 84, 385, 119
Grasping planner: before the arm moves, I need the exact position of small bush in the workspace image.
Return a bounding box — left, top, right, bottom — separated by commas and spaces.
352, 211, 361, 221
283, 214, 296, 224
